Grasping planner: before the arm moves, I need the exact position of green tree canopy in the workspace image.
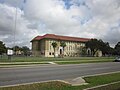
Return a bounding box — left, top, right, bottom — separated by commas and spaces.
86, 39, 112, 56
21, 46, 30, 56
0, 41, 7, 55
52, 42, 57, 57
60, 41, 66, 57
98, 40, 112, 55
114, 42, 120, 55
60, 41, 66, 50
12, 46, 21, 51
86, 39, 100, 56
52, 42, 57, 48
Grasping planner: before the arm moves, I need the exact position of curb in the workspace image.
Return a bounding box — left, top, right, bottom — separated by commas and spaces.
81, 71, 120, 78
0, 64, 58, 69
0, 80, 71, 88
0, 62, 59, 68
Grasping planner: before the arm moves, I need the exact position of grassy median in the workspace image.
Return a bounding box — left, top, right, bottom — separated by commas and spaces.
0, 72, 120, 90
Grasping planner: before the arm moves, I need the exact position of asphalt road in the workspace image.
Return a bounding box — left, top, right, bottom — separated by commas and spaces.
0, 62, 120, 86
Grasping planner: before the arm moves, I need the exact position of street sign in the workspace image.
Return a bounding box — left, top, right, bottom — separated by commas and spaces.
7, 49, 13, 55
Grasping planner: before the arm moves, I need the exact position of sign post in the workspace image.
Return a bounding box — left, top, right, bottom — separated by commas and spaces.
7, 49, 13, 60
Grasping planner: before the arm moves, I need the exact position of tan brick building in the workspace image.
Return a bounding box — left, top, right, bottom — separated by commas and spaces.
31, 34, 90, 57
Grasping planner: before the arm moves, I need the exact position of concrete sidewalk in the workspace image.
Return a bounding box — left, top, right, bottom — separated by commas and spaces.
64, 77, 88, 86
0, 62, 50, 68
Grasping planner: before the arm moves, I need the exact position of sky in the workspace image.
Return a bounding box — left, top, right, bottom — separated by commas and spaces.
0, 0, 120, 48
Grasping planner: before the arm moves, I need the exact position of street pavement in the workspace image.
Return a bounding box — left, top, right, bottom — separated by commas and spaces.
0, 62, 120, 86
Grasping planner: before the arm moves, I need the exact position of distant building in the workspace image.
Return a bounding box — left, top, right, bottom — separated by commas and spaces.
31, 34, 91, 57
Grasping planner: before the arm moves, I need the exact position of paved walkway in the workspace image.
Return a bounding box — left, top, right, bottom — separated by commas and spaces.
0, 62, 52, 68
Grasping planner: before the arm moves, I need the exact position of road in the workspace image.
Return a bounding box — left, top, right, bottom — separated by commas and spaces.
0, 62, 120, 86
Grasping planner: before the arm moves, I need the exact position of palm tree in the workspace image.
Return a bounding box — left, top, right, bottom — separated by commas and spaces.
60, 41, 66, 57
52, 42, 57, 57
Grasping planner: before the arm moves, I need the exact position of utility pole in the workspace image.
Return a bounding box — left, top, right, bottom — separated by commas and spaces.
13, 7, 17, 55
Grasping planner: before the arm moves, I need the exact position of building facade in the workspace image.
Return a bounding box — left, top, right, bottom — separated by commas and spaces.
31, 34, 91, 57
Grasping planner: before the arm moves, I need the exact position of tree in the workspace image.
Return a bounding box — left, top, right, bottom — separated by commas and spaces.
12, 46, 22, 55
81, 47, 87, 56
86, 39, 100, 56
98, 40, 112, 56
52, 42, 57, 57
60, 41, 66, 57
114, 42, 120, 56
86, 39, 112, 56
12, 46, 21, 52
0, 41, 7, 55
21, 46, 30, 56
0, 41, 6, 54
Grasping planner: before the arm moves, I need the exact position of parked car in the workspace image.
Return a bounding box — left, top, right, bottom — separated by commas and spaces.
114, 57, 120, 62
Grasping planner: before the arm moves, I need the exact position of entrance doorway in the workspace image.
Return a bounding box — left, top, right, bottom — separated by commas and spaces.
60, 49, 62, 55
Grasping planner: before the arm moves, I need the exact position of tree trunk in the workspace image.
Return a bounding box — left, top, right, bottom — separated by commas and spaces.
62, 48, 64, 58
54, 48, 55, 58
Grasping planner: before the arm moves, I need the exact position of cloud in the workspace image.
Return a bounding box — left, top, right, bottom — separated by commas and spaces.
0, 0, 25, 8
0, 3, 39, 47
84, 0, 120, 45
0, 0, 120, 48
23, 0, 92, 36
103, 24, 120, 47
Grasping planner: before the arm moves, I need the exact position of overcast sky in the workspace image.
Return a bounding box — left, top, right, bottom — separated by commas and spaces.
0, 0, 120, 48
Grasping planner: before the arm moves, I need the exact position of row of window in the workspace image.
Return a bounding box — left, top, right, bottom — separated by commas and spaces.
49, 45, 82, 51
48, 40, 85, 45
49, 52, 54, 55
49, 52, 79, 56
48, 40, 85, 51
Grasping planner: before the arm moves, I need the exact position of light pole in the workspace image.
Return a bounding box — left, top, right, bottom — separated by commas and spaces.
13, 7, 17, 55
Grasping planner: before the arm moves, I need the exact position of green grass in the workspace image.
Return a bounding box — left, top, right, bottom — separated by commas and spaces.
55, 59, 113, 64
0, 72, 120, 90
89, 82, 120, 90
0, 81, 71, 90
84, 72, 120, 86
0, 56, 114, 62
0, 56, 114, 65
0, 62, 49, 66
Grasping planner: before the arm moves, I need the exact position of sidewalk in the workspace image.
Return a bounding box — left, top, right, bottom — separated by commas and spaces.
0, 61, 59, 68
0, 62, 50, 68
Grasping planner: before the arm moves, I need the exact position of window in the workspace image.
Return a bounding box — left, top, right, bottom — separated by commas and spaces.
50, 45, 52, 50
49, 52, 51, 55
52, 52, 54, 55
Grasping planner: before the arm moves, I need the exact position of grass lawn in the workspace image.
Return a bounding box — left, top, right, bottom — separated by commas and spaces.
88, 81, 120, 90
0, 56, 114, 65
0, 62, 49, 66
55, 59, 113, 64
0, 72, 120, 90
